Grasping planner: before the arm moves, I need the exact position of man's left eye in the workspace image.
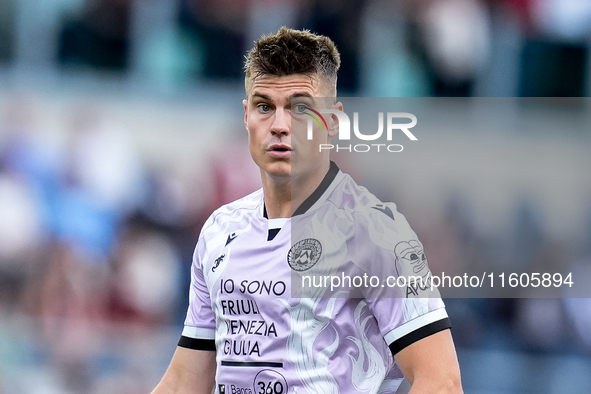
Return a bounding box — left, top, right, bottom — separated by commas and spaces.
294, 104, 308, 113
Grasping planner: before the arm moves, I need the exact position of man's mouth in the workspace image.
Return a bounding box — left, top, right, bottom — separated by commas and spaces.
267, 144, 292, 158
268, 144, 292, 152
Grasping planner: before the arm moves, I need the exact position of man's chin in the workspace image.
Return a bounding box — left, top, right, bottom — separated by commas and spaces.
263, 163, 291, 183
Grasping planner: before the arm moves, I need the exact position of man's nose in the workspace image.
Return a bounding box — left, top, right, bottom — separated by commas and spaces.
271, 108, 290, 137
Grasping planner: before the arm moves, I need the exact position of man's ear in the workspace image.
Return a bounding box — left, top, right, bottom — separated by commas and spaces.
243, 99, 248, 131
327, 101, 343, 138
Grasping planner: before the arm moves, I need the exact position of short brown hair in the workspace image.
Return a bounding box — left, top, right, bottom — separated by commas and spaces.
244, 27, 341, 96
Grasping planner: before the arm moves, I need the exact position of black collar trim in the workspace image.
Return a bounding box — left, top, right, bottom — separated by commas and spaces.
292, 161, 340, 217
262, 161, 340, 218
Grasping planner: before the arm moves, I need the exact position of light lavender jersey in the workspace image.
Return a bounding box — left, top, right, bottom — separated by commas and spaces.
180, 162, 450, 394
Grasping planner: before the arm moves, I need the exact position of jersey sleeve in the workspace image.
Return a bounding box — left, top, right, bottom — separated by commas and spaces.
178, 228, 216, 351
355, 202, 451, 355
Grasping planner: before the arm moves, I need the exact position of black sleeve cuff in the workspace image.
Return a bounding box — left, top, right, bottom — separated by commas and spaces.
388, 317, 452, 355
178, 335, 216, 351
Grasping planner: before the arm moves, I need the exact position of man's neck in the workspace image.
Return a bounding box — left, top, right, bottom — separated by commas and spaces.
262, 162, 331, 219
262, 178, 291, 218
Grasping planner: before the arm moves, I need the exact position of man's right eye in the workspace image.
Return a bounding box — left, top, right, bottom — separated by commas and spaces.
258, 104, 271, 112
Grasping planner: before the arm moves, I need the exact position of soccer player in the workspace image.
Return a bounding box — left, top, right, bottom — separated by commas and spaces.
152, 28, 463, 394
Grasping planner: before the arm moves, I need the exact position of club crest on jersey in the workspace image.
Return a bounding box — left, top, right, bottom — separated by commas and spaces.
287, 238, 322, 271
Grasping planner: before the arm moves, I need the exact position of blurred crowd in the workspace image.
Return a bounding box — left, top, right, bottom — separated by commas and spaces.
0, 0, 591, 392
0, 95, 261, 393
1, 0, 590, 96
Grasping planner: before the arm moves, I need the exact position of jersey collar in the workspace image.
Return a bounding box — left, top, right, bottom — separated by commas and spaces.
292, 160, 340, 217
262, 161, 341, 219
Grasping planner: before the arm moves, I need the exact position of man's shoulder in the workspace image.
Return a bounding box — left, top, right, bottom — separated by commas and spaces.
202, 188, 263, 233
328, 172, 392, 215
326, 171, 410, 232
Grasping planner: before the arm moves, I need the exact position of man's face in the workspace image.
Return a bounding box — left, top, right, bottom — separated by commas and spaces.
243, 74, 338, 185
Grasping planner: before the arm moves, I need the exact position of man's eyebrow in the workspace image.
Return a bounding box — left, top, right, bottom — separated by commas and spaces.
250, 92, 314, 103
251, 92, 271, 101
291, 93, 313, 99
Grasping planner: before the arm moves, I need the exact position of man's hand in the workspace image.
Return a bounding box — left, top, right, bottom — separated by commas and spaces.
152, 347, 216, 394
395, 329, 463, 393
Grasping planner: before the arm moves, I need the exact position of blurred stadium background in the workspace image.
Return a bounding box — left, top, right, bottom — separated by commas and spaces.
1, 0, 591, 393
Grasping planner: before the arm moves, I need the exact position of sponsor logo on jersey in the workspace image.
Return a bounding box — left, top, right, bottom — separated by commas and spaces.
213, 254, 226, 272
218, 383, 226, 393
287, 238, 322, 271
253, 370, 288, 394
